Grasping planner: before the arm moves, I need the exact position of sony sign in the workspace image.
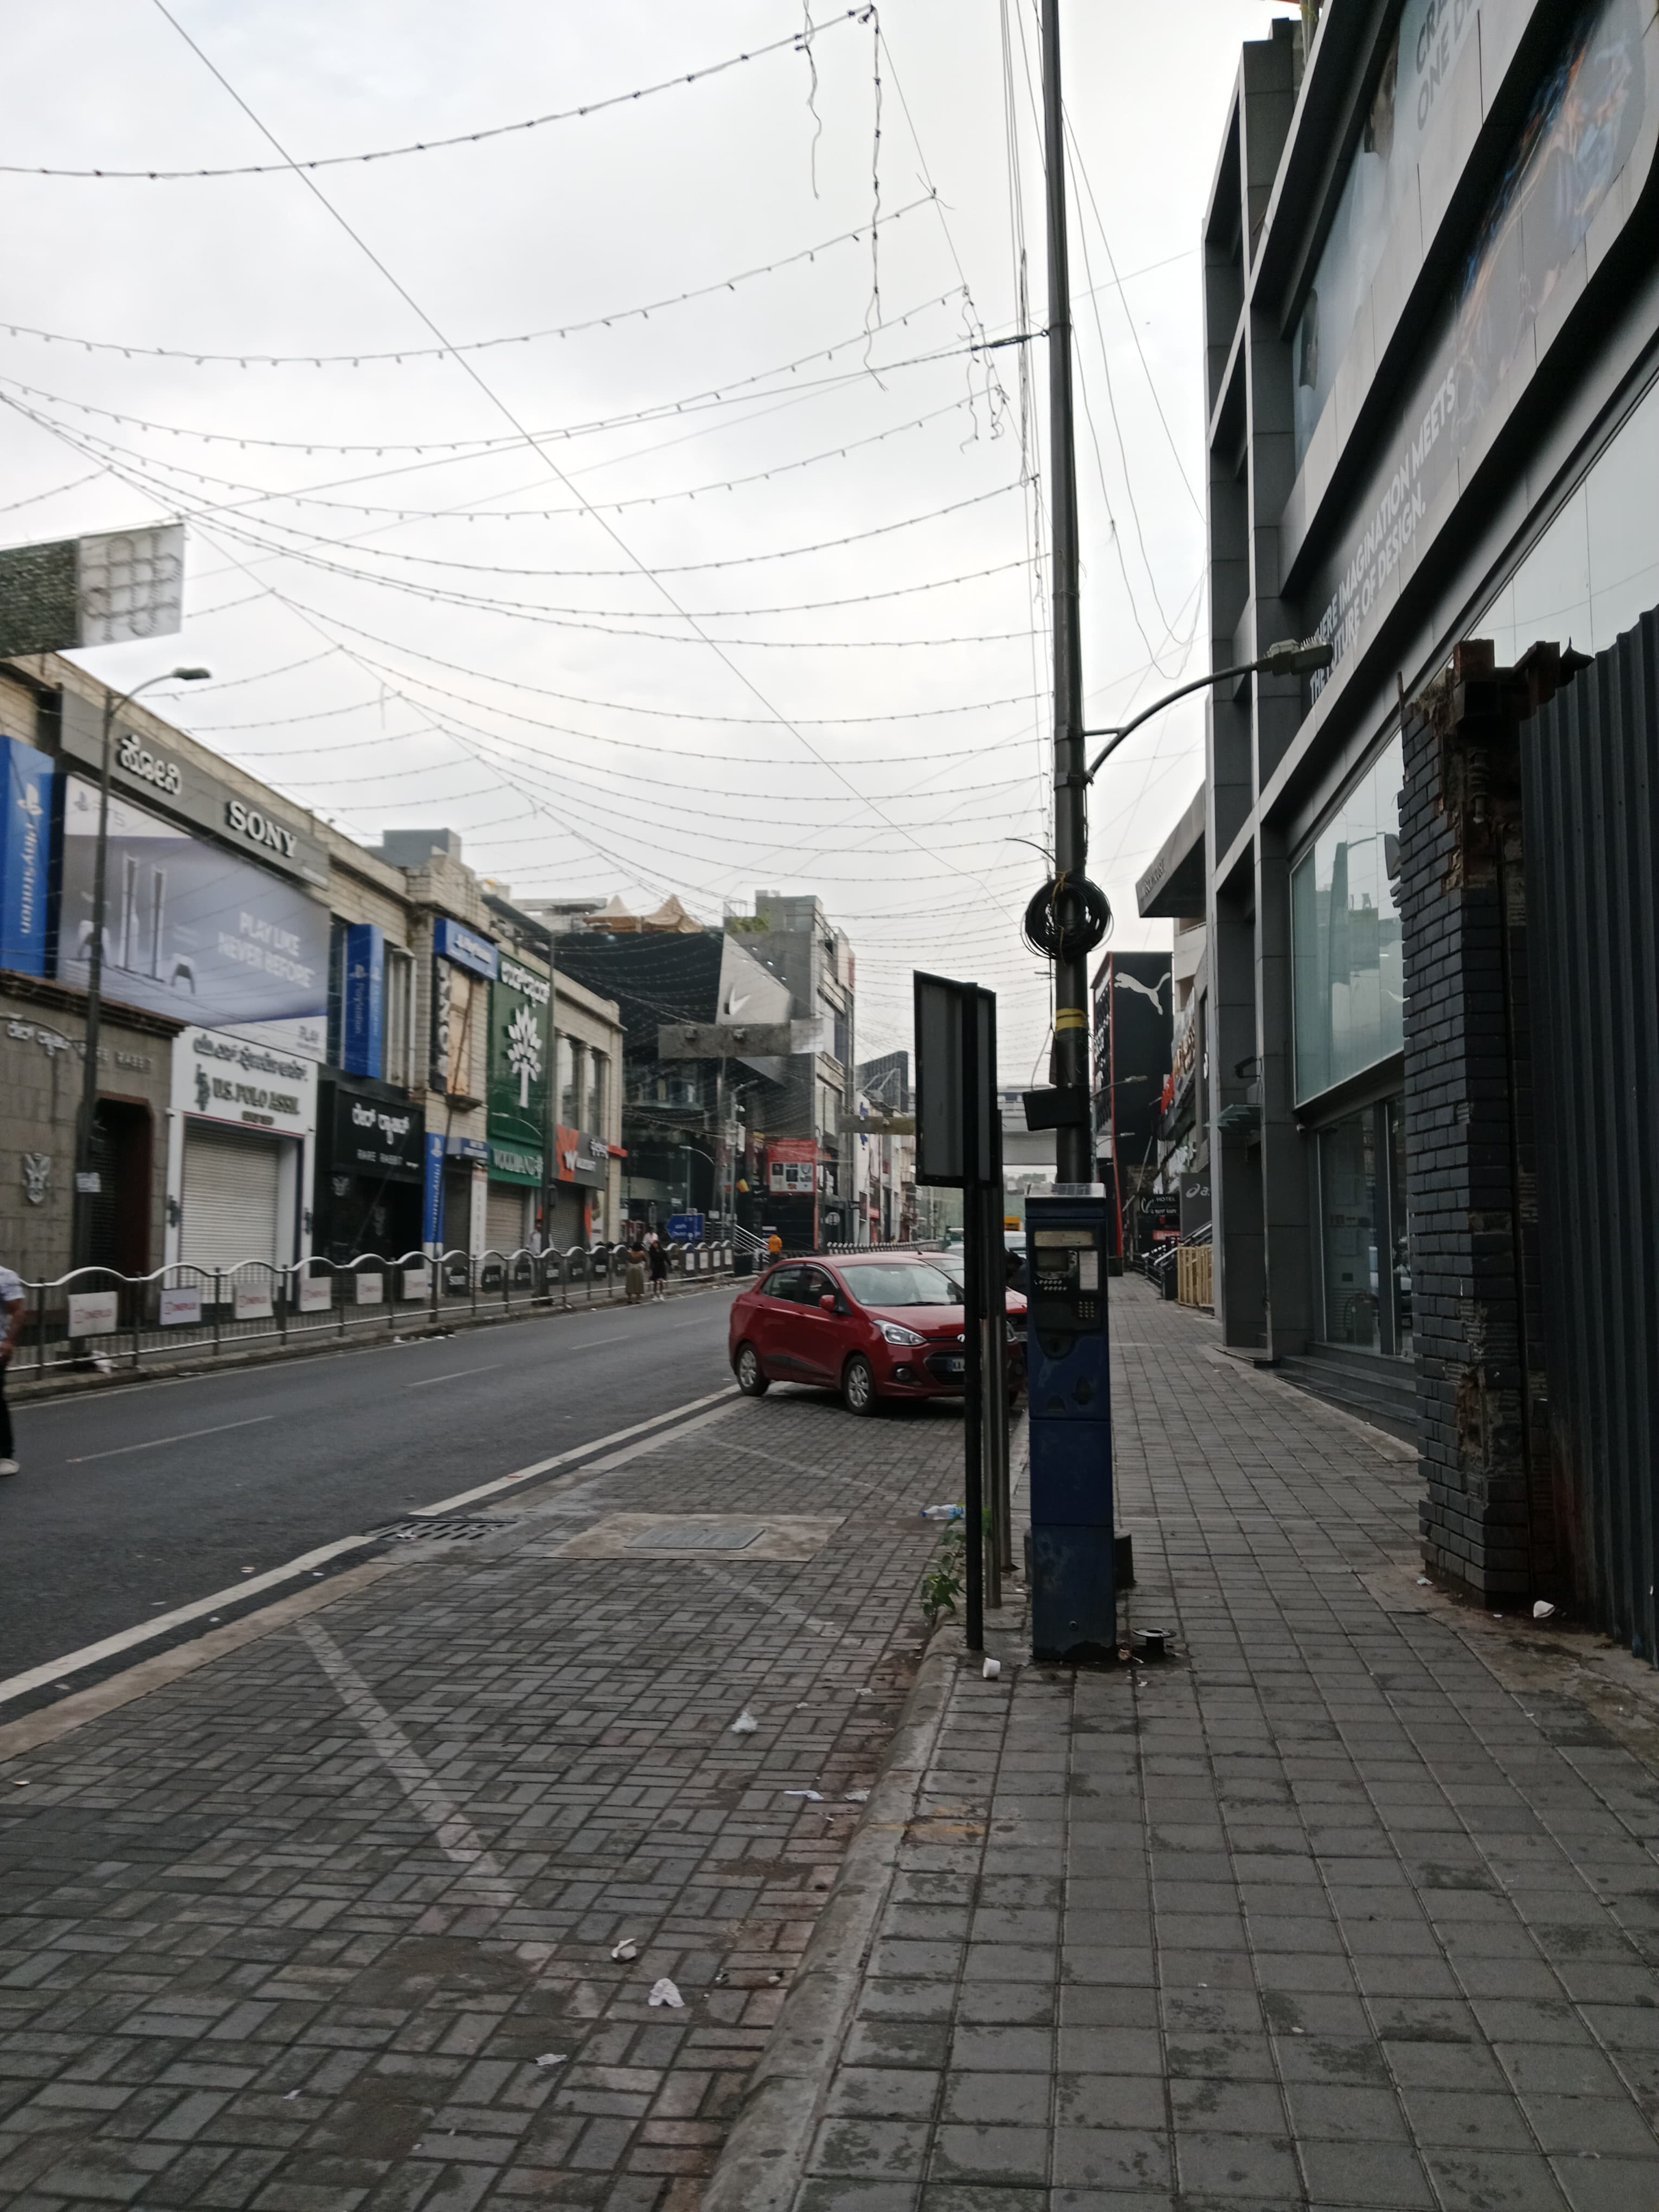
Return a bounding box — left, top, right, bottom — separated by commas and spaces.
226, 796, 300, 863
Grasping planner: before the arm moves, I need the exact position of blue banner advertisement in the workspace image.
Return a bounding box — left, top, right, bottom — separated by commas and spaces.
422, 1130, 447, 1245
0, 736, 54, 976
342, 922, 385, 1078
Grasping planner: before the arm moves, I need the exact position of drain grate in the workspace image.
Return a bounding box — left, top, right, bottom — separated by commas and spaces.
372, 1514, 514, 1546
626, 1521, 766, 1553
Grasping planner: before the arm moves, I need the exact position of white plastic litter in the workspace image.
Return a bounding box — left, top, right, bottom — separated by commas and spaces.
648, 1978, 685, 2009
730, 1711, 758, 1735
1416, 1576, 1431, 1586
284, 2088, 300, 2099
844, 1790, 870, 1803
920, 1504, 964, 1521
1533, 1600, 1556, 1620
982, 1658, 1002, 1680
612, 1939, 638, 1962
535, 2053, 568, 2068
784, 1789, 825, 1801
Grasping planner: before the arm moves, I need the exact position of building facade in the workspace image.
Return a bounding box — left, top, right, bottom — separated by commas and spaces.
1161, 0, 1659, 1649
0, 671, 622, 1294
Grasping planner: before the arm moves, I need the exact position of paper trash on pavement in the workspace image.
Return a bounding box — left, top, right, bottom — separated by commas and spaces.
730, 1710, 758, 1735
648, 1978, 685, 2008
535, 2054, 568, 2068
783, 1789, 825, 1801
611, 1939, 638, 1962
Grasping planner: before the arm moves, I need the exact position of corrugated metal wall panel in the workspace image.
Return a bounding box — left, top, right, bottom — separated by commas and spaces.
1522, 609, 1659, 1664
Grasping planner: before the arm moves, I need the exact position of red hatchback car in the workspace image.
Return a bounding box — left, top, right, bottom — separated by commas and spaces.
729, 1252, 1026, 1416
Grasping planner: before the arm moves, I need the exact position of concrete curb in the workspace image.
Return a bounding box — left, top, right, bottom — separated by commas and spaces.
702, 1619, 963, 2212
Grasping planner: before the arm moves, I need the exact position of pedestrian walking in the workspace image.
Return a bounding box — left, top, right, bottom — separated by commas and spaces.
0, 1258, 23, 1477
648, 1232, 670, 1302
767, 1231, 783, 1258
625, 1230, 646, 1306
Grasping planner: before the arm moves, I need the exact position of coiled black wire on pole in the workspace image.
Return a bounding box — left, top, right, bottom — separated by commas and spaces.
1021, 873, 1112, 964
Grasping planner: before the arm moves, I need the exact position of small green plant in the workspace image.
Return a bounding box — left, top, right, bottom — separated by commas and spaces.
919, 1521, 966, 1629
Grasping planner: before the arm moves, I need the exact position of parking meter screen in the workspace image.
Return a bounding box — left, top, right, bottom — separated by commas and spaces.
1031, 1230, 1102, 1328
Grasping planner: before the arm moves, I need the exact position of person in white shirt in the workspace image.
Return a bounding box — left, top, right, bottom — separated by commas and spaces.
0, 1263, 22, 1476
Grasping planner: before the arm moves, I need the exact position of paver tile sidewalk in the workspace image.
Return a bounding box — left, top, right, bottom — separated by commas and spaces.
0, 1389, 973, 2211
792, 1281, 1659, 2211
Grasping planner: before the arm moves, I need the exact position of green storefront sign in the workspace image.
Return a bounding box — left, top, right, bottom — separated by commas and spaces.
487, 957, 550, 1186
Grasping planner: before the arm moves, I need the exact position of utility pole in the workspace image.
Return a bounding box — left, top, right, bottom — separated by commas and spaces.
1042, 0, 1091, 1188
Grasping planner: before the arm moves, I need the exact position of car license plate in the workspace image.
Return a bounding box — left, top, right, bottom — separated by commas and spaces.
939, 1356, 964, 1377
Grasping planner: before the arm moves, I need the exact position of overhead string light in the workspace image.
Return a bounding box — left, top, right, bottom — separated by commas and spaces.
0, 8, 876, 178
29, 389, 986, 529
0, 287, 975, 455
0, 193, 936, 369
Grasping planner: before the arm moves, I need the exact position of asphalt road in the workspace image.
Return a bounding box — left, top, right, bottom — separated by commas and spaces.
1, 1284, 740, 1683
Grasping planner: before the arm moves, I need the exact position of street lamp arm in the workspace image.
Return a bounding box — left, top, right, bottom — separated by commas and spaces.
1079, 637, 1334, 785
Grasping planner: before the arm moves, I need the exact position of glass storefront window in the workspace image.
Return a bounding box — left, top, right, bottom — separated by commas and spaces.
1320, 1113, 1381, 1351
1386, 1097, 1412, 1358
1317, 1097, 1413, 1358
1483, 375, 1659, 663
1291, 735, 1404, 1104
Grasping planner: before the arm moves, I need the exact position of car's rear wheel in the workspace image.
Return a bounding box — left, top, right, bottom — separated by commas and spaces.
842, 1353, 878, 1417
734, 1341, 769, 1396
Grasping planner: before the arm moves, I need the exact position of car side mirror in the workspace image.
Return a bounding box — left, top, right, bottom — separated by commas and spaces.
819, 1292, 837, 1312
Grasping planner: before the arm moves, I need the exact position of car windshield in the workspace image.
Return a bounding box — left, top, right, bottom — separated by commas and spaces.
842, 1262, 961, 1308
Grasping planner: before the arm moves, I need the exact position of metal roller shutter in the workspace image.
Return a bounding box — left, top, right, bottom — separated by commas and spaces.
485, 1179, 529, 1254
180, 1123, 281, 1271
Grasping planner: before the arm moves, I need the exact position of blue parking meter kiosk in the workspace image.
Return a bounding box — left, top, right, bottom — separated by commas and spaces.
1025, 1188, 1115, 1659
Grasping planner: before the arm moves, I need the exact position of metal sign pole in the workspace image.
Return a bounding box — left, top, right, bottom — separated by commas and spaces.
961, 986, 985, 1656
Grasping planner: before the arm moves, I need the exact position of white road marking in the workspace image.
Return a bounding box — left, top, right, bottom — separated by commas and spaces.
406, 1364, 503, 1390
414, 1385, 737, 1515
65, 1416, 273, 1464
298, 1618, 513, 1905
0, 1384, 740, 1709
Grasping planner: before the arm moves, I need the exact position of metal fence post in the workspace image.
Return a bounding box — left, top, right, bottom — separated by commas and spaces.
130, 1276, 141, 1372
34, 1281, 44, 1378
213, 1270, 223, 1357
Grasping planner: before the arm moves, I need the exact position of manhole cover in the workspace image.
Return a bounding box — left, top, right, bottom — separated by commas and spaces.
372, 1515, 513, 1545
626, 1522, 767, 1553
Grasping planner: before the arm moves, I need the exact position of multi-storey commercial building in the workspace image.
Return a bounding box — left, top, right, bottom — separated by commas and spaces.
1148, 0, 1659, 1655
0, 665, 621, 1288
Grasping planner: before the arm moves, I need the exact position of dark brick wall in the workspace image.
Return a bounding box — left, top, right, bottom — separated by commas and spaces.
1399, 645, 1554, 1601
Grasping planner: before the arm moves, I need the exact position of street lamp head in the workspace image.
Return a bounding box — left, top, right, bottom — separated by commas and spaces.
170, 666, 212, 681
1261, 637, 1335, 678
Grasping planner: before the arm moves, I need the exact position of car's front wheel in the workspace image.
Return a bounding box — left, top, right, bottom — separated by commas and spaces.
842, 1353, 878, 1417
734, 1341, 769, 1396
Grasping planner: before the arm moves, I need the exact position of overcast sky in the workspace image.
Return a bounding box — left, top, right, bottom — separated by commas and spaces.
2, 0, 1294, 1077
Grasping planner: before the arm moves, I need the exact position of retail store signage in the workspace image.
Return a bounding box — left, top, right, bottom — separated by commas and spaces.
0, 737, 54, 976
557, 1126, 610, 1188
173, 1024, 318, 1140
499, 954, 549, 1006
59, 775, 327, 1060
433, 916, 499, 980
768, 1137, 820, 1194
59, 689, 330, 889
489, 1141, 544, 1186
332, 1086, 423, 1180
342, 923, 385, 1078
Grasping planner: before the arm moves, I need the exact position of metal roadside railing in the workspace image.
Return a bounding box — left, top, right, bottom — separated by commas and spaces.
11, 1237, 736, 1385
